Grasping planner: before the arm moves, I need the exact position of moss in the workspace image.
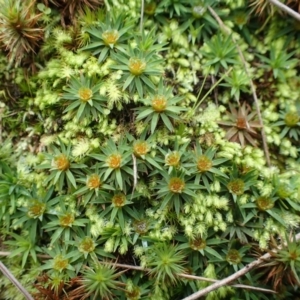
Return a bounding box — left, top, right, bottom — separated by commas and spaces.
0, 1, 300, 299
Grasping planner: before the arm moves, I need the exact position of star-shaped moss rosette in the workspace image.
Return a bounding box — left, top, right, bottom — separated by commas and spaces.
133, 139, 161, 169
154, 170, 204, 216
62, 75, 108, 121
273, 107, 300, 141
187, 142, 228, 191
110, 44, 164, 98
209, 243, 252, 274
81, 264, 125, 299
39, 243, 78, 278
218, 102, 261, 147
71, 234, 115, 262
201, 33, 238, 74
126, 132, 162, 172
42, 199, 89, 246
145, 243, 187, 286
88, 138, 133, 192
180, 1, 220, 43
218, 165, 257, 202
256, 46, 297, 81
223, 184, 287, 244
177, 232, 227, 264
134, 80, 187, 133
220, 68, 250, 102
156, 0, 190, 18
0, 161, 29, 229
94, 192, 134, 229
12, 185, 54, 242
156, 140, 191, 175
246, 187, 287, 227
275, 176, 299, 207
125, 207, 156, 242
36, 139, 86, 191
5, 231, 42, 268
81, 11, 134, 62
73, 169, 115, 206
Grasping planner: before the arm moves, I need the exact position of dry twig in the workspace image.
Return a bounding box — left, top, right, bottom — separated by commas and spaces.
268, 0, 300, 20
182, 232, 300, 300
140, 0, 145, 32
0, 108, 3, 144
0, 261, 34, 300
208, 6, 271, 167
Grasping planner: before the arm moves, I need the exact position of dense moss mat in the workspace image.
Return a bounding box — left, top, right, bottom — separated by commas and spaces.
0, 0, 300, 299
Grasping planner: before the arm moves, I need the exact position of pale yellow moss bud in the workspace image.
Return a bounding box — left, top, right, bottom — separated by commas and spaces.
185, 225, 194, 237
134, 246, 144, 257
205, 211, 213, 225
219, 222, 227, 232
104, 238, 114, 253
195, 223, 206, 236
119, 243, 128, 254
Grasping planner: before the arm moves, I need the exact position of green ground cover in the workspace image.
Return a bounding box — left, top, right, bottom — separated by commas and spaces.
0, 0, 300, 299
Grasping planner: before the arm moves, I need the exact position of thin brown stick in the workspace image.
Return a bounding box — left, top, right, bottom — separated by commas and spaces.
208, 6, 271, 167
140, 0, 144, 33
0, 261, 34, 300
132, 154, 138, 192
0, 251, 51, 259
182, 232, 300, 300
211, 75, 219, 105
0, 108, 3, 144
268, 0, 300, 21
